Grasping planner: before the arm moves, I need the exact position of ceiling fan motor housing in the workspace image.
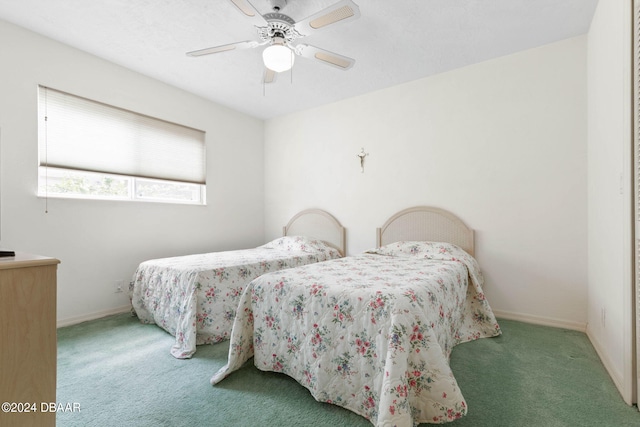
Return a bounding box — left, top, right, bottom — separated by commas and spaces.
257, 14, 300, 45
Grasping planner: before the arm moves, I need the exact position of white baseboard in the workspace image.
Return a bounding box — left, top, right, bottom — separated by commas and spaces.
493, 309, 587, 332
586, 327, 630, 405
57, 305, 132, 328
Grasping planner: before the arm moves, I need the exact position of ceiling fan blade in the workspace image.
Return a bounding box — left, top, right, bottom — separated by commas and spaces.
294, 0, 360, 35
263, 68, 277, 84
296, 44, 355, 70
186, 41, 257, 57
229, 0, 269, 27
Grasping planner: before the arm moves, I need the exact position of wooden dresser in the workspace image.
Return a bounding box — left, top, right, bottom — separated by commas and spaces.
0, 253, 60, 427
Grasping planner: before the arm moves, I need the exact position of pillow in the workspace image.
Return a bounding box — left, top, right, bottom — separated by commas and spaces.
366, 241, 467, 258
261, 236, 340, 256
366, 241, 483, 286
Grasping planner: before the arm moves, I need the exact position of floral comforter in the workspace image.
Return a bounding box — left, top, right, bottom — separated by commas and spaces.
211, 241, 501, 426
130, 236, 341, 358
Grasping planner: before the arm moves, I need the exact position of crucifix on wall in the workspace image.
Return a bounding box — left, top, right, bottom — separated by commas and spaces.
357, 148, 369, 173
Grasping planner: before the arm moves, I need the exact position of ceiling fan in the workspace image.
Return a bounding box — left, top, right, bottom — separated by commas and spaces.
186, 0, 361, 84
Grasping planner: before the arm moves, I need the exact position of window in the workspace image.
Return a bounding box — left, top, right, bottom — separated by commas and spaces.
37, 86, 206, 205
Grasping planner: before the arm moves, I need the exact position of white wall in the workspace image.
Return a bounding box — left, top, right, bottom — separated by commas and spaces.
586, 0, 633, 404
0, 20, 265, 325
265, 36, 588, 330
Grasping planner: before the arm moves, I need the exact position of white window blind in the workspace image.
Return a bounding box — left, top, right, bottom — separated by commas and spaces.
38, 86, 206, 185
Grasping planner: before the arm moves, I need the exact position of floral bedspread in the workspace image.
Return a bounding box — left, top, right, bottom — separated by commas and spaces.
211, 241, 501, 426
130, 236, 341, 358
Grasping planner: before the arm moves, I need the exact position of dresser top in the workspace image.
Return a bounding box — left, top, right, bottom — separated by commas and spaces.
0, 252, 60, 270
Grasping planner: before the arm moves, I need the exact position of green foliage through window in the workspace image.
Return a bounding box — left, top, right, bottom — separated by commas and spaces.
49, 175, 129, 197
38, 167, 205, 205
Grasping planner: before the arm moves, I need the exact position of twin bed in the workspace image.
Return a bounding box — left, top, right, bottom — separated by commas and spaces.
131, 206, 501, 426
130, 209, 345, 358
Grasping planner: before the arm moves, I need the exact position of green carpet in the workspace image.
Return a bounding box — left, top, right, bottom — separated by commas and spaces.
56, 314, 639, 426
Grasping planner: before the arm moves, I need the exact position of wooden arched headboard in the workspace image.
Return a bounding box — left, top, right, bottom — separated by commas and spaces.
283, 209, 346, 256
376, 206, 474, 256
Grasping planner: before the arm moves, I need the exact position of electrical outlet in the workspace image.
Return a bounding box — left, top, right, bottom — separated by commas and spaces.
114, 280, 124, 293
619, 172, 624, 195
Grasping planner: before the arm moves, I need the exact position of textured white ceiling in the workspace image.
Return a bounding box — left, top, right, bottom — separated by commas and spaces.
0, 0, 598, 119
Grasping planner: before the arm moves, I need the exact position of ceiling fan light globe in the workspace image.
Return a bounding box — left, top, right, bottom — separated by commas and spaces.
263, 45, 295, 72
